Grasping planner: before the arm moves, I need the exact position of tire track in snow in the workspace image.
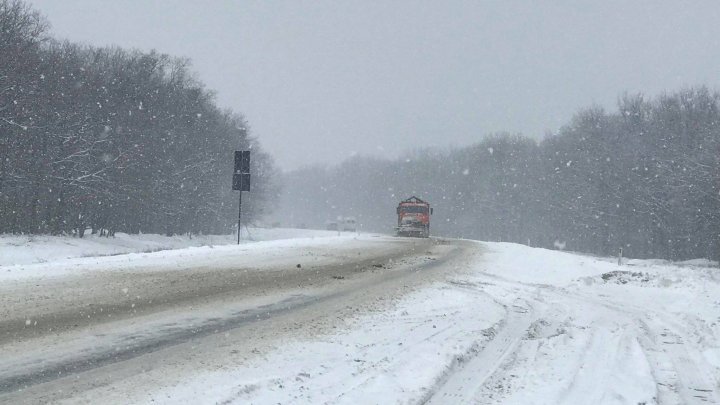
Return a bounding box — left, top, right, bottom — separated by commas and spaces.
430, 271, 700, 405
557, 326, 644, 404
638, 318, 719, 404
422, 297, 534, 405
564, 288, 719, 404
535, 286, 719, 405
320, 279, 504, 403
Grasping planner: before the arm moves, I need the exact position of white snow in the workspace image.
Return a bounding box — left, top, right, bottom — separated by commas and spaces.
145, 285, 506, 404
0, 228, 340, 267
0, 228, 356, 281
137, 241, 720, 404
5, 236, 718, 404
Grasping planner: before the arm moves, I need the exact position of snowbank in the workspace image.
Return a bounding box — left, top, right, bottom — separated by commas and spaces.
0, 228, 343, 267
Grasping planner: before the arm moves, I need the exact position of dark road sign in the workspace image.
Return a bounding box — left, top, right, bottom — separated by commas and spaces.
233, 150, 250, 191
233, 172, 250, 191
234, 150, 250, 174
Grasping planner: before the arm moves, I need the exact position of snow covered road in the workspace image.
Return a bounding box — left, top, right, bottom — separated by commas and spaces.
0, 234, 465, 403
1, 235, 718, 404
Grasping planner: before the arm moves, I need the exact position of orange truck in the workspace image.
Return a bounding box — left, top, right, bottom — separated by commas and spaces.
396, 196, 433, 237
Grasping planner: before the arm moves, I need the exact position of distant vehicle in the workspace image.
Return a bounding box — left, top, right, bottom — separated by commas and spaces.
326, 217, 356, 232
341, 217, 357, 232
396, 196, 433, 238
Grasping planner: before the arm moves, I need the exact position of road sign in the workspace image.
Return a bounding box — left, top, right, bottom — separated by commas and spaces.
234, 150, 250, 174
233, 172, 250, 191
233, 150, 250, 191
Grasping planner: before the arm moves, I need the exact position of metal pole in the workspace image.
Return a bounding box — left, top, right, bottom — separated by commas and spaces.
237, 191, 242, 244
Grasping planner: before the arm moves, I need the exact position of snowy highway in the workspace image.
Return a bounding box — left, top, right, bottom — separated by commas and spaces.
4, 2, 719, 404
0, 234, 462, 403
0, 233, 719, 404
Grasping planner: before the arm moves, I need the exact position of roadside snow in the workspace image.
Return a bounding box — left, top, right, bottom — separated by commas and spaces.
480, 242, 622, 284
0, 228, 341, 267
0, 228, 361, 281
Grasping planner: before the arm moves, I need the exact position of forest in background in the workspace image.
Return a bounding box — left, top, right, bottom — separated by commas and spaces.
279, 88, 719, 261
2, 0, 718, 261
0, 0, 279, 236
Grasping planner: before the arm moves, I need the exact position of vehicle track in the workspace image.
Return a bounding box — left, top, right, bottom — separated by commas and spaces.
423, 292, 534, 404
638, 317, 718, 404
567, 288, 719, 404
424, 268, 719, 405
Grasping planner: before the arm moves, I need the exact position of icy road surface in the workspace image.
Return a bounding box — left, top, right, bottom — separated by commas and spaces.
1, 235, 719, 404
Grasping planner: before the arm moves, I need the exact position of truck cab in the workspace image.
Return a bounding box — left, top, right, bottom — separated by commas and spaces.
396, 196, 433, 238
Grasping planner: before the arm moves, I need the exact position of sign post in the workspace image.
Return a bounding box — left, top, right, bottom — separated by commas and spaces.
0, 143, 5, 192
233, 150, 251, 244
237, 189, 242, 244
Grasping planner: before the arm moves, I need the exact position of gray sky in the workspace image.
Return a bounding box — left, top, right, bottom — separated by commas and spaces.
29, 0, 720, 171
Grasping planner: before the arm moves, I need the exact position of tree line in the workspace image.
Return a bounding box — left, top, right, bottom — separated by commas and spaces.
0, 0, 279, 236
279, 88, 719, 261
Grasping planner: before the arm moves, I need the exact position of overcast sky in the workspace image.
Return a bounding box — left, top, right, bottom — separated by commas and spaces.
29, 0, 720, 170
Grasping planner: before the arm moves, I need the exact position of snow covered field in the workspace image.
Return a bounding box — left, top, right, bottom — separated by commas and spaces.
1, 235, 718, 404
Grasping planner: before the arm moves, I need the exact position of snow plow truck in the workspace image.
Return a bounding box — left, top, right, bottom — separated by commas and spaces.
396, 196, 433, 238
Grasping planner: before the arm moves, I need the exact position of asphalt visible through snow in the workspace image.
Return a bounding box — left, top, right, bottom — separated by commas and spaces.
0, 236, 471, 403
